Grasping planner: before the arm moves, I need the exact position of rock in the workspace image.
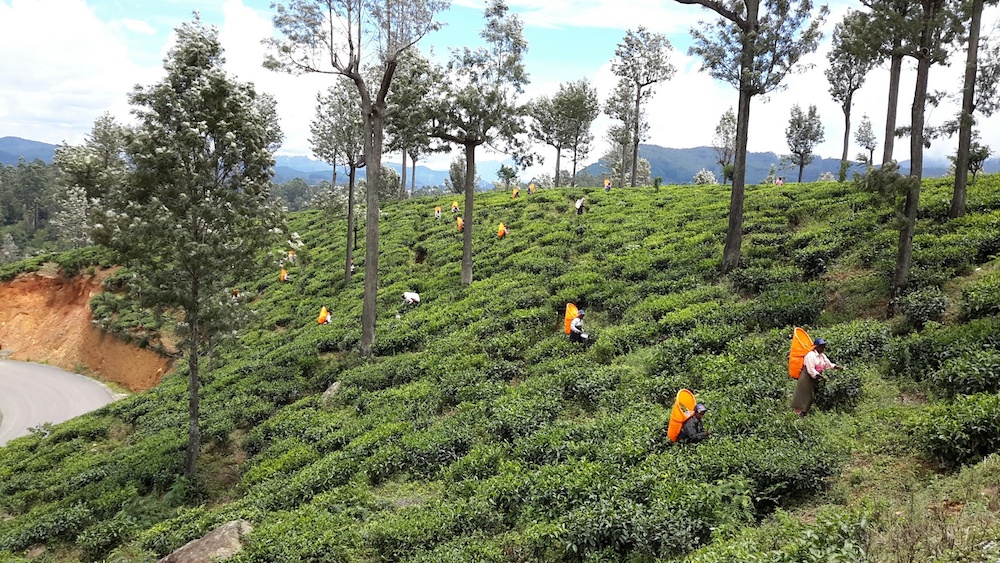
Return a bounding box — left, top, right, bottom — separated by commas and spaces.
158, 520, 252, 563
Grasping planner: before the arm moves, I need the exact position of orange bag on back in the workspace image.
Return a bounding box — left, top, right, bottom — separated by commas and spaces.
789, 327, 813, 379
564, 303, 578, 334
668, 389, 697, 442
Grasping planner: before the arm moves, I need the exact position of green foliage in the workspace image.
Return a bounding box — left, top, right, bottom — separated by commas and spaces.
897, 286, 948, 329
909, 393, 1000, 467
7, 171, 1000, 560
961, 271, 1000, 319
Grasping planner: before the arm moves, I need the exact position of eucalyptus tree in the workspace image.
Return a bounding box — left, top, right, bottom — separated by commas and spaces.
611, 27, 675, 187
529, 95, 563, 184
826, 11, 876, 181
310, 78, 365, 282
386, 50, 438, 197
604, 79, 639, 188
846, 1, 912, 165
854, 114, 877, 165
265, 0, 448, 357
785, 104, 825, 183
950, 0, 1000, 218
530, 81, 600, 187
425, 0, 529, 285
675, 0, 827, 273
100, 19, 284, 478
712, 107, 736, 183
557, 79, 599, 186
889, 0, 962, 304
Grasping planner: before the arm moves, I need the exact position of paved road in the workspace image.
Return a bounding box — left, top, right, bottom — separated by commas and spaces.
0, 360, 117, 446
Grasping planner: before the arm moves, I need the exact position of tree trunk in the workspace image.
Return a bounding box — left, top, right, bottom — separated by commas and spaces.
798, 161, 805, 183
619, 141, 627, 188
360, 114, 382, 358
332, 155, 337, 187
461, 143, 476, 286
554, 147, 562, 187
400, 149, 407, 199
571, 148, 579, 186
344, 166, 357, 283
891, 5, 935, 309
631, 88, 641, 187
411, 157, 416, 197
882, 49, 903, 165
839, 97, 852, 181
721, 0, 758, 274
184, 306, 200, 479
950, 0, 983, 219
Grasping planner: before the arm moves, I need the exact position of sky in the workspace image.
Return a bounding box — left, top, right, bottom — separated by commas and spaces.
2, 0, 999, 177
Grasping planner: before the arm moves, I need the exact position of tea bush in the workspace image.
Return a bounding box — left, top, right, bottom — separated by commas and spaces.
5, 176, 1000, 560
909, 393, 1000, 467
961, 271, 1000, 320
897, 286, 948, 329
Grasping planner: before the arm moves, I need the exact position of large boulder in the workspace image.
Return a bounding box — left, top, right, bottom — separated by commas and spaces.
158, 520, 252, 563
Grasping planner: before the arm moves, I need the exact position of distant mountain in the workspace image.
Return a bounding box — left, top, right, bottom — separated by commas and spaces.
272, 155, 508, 190
583, 144, 953, 184
0, 137, 58, 165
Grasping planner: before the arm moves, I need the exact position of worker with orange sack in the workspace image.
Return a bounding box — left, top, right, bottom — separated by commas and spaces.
678, 403, 711, 443
791, 337, 841, 416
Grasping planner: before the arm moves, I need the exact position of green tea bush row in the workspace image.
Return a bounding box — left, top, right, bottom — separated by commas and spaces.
909, 393, 1000, 467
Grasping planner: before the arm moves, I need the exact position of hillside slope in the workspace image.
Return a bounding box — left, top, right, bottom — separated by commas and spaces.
0, 269, 169, 391
1, 177, 1000, 561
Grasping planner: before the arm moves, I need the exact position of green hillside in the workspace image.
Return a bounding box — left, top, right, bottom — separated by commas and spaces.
3, 176, 1000, 561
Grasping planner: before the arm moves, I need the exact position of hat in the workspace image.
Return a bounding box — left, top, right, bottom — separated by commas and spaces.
695, 404, 708, 413
577, 310, 585, 316
813, 337, 827, 346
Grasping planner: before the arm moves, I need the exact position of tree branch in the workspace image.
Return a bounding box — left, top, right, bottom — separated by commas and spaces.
674, 0, 747, 30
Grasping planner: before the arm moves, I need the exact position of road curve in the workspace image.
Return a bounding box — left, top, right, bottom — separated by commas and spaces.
0, 360, 117, 446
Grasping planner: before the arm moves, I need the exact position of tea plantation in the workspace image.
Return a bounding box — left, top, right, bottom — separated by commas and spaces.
3, 175, 1000, 561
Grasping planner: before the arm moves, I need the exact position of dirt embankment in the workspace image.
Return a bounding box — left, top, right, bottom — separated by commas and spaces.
0, 269, 170, 391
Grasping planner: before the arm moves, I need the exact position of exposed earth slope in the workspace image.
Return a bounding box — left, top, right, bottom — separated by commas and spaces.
0, 269, 170, 391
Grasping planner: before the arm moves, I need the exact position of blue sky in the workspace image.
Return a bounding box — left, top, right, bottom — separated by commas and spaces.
2, 0, 998, 177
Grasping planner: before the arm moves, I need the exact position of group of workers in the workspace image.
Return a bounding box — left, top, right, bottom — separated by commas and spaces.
667, 328, 841, 445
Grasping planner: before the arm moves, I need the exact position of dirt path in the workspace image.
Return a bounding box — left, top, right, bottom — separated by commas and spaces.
0, 269, 170, 392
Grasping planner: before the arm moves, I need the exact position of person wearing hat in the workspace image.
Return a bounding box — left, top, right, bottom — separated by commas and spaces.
791, 337, 840, 416
569, 309, 587, 343
679, 403, 711, 443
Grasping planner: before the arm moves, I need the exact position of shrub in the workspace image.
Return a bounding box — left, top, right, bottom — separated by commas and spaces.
897, 286, 948, 329
927, 349, 1000, 397
813, 368, 863, 412
961, 273, 1000, 320
909, 393, 1000, 467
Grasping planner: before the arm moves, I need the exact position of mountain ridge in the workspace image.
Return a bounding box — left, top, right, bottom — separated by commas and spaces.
0, 135, 971, 185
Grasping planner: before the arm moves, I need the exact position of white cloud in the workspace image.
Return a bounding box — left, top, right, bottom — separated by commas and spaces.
111, 18, 156, 35
0, 0, 152, 145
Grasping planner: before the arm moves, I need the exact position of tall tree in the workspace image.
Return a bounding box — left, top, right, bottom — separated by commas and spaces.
386, 50, 439, 197
712, 107, 736, 183
854, 113, 878, 165
950, 0, 1000, 218
890, 0, 962, 305
310, 79, 365, 283
677, 0, 827, 273
785, 104, 825, 183
611, 27, 675, 187
425, 0, 529, 285
557, 79, 599, 186
604, 79, 639, 188
849, 1, 913, 165
265, 0, 447, 357
100, 19, 284, 478
528, 95, 563, 185
826, 11, 876, 181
